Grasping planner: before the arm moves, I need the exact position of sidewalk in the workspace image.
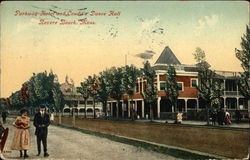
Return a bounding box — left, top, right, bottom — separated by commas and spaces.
136, 119, 249, 129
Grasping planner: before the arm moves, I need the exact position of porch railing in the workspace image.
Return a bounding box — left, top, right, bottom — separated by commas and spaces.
224, 91, 242, 96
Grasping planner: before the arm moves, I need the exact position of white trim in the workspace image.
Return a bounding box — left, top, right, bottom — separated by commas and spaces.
178, 97, 197, 99
156, 70, 198, 76
190, 78, 198, 88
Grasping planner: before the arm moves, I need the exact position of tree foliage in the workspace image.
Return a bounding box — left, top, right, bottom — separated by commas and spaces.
165, 65, 179, 112
123, 65, 141, 97
8, 71, 64, 112
142, 61, 157, 121
193, 48, 223, 124
77, 79, 90, 118
98, 70, 112, 116
235, 25, 250, 100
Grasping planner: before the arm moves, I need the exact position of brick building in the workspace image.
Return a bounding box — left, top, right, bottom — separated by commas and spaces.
107, 46, 248, 119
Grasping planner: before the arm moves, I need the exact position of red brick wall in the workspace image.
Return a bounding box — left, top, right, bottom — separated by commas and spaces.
176, 76, 198, 98
159, 75, 166, 81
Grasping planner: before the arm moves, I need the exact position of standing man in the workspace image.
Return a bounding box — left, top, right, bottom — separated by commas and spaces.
1, 111, 8, 124
33, 105, 50, 157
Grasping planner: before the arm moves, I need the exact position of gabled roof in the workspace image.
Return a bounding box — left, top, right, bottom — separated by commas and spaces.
155, 46, 181, 65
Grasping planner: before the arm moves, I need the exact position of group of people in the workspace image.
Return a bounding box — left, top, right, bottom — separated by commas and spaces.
0, 104, 51, 159
210, 109, 242, 125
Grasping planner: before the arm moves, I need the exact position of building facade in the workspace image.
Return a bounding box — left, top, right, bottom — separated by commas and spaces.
107, 46, 248, 119
60, 76, 102, 117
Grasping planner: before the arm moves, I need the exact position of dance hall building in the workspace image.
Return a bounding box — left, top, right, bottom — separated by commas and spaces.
107, 46, 248, 119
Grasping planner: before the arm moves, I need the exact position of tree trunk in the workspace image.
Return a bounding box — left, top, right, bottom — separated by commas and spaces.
116, 100, 119, 119
131, 101, 135, 121
93, 98, 96, 119
72, 108, 75, 127
206, 103, 210, 125
150, 103, 153, 122
174, 100, 178, 123
59, 111, 62, 125
103, 101, 107, 118
130, 97, 134, 121
84, 99, 87, 118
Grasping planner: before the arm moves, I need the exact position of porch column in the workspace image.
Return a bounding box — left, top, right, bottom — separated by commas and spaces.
196, 98, 199, 111
116, 101, 119, 118
224, 98, 226, 109
157, 97, 161, 118
142, 100, 145, 118
157, 74, 160, 90
237, 97, 240, 110
122, 101, 125, 118
185, 99, 188, 112
236, 82, 239, 96
135, 100, 137, 113
111, 102, 113, 117
128, 100, 131, 118
141, 78, 144, 93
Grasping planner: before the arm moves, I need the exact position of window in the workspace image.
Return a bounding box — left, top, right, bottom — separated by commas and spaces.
160, 82, 166, 90
177, 82, 184, 91
136, 83, 139, 93
79, 101, 85, 104
191, 79, 198, 88
87, 108, 93, 112
79, 108, 85, 112
87, 101, 93, 105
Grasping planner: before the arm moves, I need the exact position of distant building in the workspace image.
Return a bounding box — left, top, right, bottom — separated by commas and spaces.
60, 76, 102, 117
107, 46, 248, 119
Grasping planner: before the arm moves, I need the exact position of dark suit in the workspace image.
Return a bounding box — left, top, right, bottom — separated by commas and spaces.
33, 112, 50, 154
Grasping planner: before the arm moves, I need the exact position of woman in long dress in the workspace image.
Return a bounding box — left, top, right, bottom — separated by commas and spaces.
11, 109, 30, 158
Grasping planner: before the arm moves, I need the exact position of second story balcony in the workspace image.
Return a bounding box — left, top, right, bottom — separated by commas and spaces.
224, 91, 242, 96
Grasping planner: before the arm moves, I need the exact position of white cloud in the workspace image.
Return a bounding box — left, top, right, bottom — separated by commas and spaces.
196, 14, 220, 30
205, 15, 219, 26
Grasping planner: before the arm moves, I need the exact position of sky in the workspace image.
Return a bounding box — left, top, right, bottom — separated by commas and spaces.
0, 1, 249, 97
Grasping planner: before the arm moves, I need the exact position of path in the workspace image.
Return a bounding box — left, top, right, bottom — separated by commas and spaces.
3, 118, 177, 160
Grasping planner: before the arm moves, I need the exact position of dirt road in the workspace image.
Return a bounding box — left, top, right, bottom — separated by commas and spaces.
3, 118, 177, 160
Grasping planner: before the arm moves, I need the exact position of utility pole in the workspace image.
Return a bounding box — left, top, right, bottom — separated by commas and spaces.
125, 54, 127, 66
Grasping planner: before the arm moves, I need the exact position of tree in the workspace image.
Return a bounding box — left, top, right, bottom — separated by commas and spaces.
98, 70, 112, 117
142, 61, 158, 121
165, 65, 179, 121
123, 65, 141, 120
193, 48, 223, 125
52, 80, 65, 113
9, 91, 23, 110
9, 71, 64, 114
86, 74, 101, 119
20, 83, 29, 104
109, 67, 125, 118
235, 25, 250, 103
77, 81, 90, 118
